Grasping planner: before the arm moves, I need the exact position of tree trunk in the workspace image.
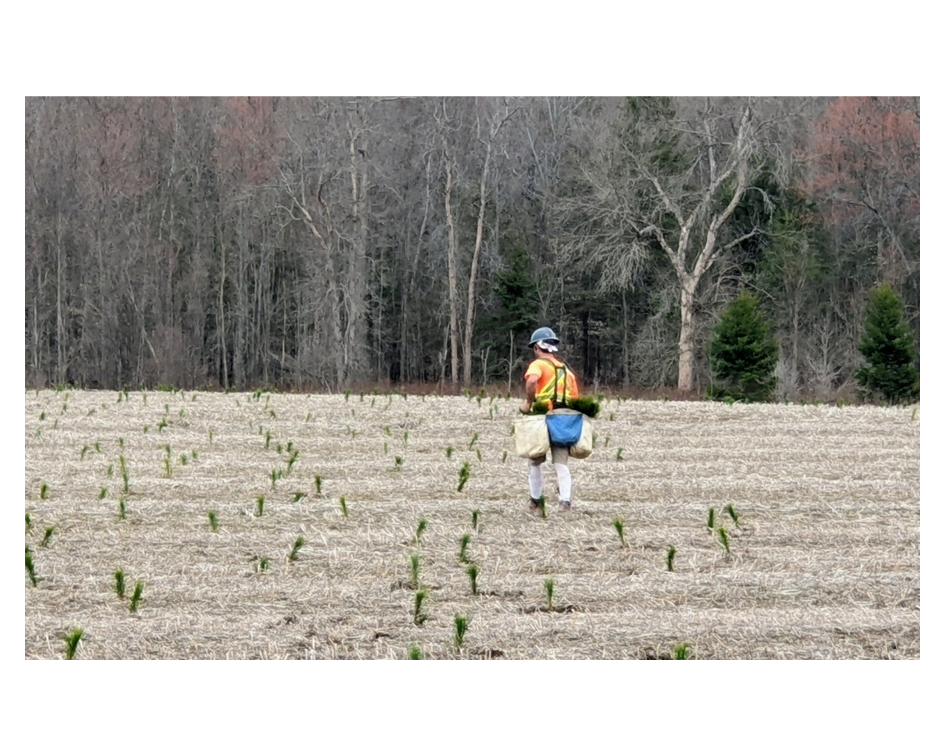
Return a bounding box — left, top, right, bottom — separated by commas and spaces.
444, 158, 460, 385
678, 276, 697, 392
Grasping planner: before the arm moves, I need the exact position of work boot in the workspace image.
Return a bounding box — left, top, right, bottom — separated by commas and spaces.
558, 499, 572, 512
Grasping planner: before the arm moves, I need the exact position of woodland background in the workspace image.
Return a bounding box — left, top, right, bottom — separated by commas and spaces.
24, 96, 920, 398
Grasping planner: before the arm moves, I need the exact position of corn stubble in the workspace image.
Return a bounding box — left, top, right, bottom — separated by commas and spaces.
23, 391, 919, 660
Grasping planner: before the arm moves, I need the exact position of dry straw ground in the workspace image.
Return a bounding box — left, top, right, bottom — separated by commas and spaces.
24, 388, 919, 659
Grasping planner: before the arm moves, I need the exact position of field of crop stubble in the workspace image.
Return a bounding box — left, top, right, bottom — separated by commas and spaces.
24, 388, 919, 660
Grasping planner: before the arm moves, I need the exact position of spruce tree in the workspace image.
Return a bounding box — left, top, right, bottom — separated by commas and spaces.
707, 290, 779, 402
855, 283, 918, 404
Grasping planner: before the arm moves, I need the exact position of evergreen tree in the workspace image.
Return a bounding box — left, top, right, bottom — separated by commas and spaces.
855, 283, 919, 404
707, 290, 779, 402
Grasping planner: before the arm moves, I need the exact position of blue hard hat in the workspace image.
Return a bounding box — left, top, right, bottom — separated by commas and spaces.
529, 327, 559, 346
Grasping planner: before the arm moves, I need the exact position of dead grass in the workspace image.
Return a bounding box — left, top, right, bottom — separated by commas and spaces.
24, 389, 919, 659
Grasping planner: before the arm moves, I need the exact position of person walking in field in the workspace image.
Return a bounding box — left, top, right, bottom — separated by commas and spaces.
519, 327, 580, 513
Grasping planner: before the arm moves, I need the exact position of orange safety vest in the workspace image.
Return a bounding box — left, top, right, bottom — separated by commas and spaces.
525, 358, 579, 409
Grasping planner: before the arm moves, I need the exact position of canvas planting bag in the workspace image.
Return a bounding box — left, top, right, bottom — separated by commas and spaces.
513, 414, 551, 458
568, 414, 594, 459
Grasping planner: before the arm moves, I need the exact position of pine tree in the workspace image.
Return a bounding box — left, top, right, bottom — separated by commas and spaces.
708, 290, 779, 402
855, 283, 918, 404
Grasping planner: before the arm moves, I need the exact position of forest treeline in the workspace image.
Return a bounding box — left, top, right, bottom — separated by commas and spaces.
24, 96, 919, 397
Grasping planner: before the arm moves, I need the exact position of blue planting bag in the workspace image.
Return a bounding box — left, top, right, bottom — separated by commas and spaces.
546, 412, 584, 447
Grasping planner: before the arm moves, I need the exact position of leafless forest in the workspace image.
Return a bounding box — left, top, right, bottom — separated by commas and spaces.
25, 97, 919, 397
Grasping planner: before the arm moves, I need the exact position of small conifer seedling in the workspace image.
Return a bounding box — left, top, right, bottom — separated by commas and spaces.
114, 568, 126, 599
415, 518, 427, 546
457, 461, 471, 493
118, 498, 126, 520
413, 590, 428, 626
453, 615, 469, 649
717, 526, 731, 554
25, 512, 32, 534
408, 645, 423, 660
130, 582, 144, 613
467, 563, 479, 595
458, 533, 471, 563
409, 553, 421, 589
339, 496, 348, 518
471, 509, 480, 532
673, 643, 692, 660
544, 578, 555, 611
725, 503, 740, 528
707, 507, 716, 530
40, 482, 49, 500
666, 545, 677, 572
613, 518, 627, 548
62, 628, 84, 660
25, 545, 37, 587
288, 536, 305, 562
256, 496, 265, 517
41, 526, 55, 548
208, 511, 219, 531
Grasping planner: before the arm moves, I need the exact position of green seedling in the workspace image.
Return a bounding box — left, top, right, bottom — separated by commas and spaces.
415, 518, 427, 546
475, 448, 482, 462
98, 487, 108, 500
315, 475, 322, 495
157, 416, 167, 432
276, 442, 283, 454
80, 445, 89, 460
264, 430, 271, 450
255, 557, 270, 573
707, 507, 716, 530
118, 498, 126, 520
288, 536, 305, 562
114, 568, 126, 599
409, 553, 421, 589
467, 563, 479, 595
106, 463, 114, 478
453, 615, 469, 649
666, 545, 677, 572
446, 445, 454, 459
208, 511, 219, 531
468, 432, 479, 450
256, 495, 265, 517
163, 455, 172, 477
616, 447, 624, 461
25, 512, 32, 534
62, 628, 84, 660
673, 643, 692, 660
41, 526, 55, 548
383, 441, 389, 454
403, 430, 409, 446
130, 582, 144, 613
25, 545, 37, 587
457, 461, 471, 493
725, 503, 740, 528
459, 533, 471, 563
286, 449, 299, 473
413, 590, 428, 626
40, 482, 49, 500
613, 518, 627, 548
408, 645, 423, 660
717, 526, 731, 554
471, 509, 480, 532
394, 456, 403, 469
292, 491, 306, 503
339, 496, 348, 518
544, 578, 555, 611
501, 450, 507, 463
179, 454, 188, 466
536, 495, 547, 520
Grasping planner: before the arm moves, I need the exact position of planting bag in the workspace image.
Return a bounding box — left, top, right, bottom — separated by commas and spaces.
513, 415, 551, 459
569, 414, 594, 459
546, 408, 584, 447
